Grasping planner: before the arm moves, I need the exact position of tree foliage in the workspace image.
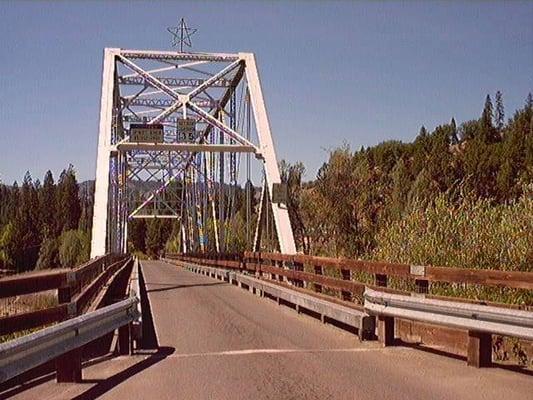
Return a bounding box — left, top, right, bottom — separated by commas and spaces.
0, 166, 92, 272
283, 93, 533, 265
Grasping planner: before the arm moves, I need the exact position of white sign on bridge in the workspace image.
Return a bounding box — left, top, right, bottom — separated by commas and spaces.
178, 118, 197, 142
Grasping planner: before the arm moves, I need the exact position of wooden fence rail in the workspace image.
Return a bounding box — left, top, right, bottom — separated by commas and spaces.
0, 254, 129, 337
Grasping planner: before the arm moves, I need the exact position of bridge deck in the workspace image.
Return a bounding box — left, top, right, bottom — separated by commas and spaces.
4, 260, 532, 399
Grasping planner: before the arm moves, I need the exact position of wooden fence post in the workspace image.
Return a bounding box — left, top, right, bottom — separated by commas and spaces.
415, 279, 429, 294
314, 264, 323, 293
341, 268, 351, 301
375, 273, 387, 287
294, 260, 304, 288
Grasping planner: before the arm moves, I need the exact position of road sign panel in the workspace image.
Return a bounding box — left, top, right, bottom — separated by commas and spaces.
130, 124, 164, 143
178, 118, 197, 142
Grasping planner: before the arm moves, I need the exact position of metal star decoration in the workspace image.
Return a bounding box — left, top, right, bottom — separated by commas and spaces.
167, 18, 197, 52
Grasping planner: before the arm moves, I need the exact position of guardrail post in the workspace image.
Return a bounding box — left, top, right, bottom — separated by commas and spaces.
118, 323, 132, 355
56, 347, 82, 383
377, 315, 394, 346
314, 264, 323, 293
467, 330, 492, 367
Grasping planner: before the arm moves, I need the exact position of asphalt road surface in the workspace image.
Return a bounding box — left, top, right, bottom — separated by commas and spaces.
4, 260, 532, 400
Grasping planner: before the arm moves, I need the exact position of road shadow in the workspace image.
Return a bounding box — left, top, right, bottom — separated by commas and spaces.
72, 346, 175, 400
138, 263, 159, 349
146, 282, 226, 293
0, 354, 116, 400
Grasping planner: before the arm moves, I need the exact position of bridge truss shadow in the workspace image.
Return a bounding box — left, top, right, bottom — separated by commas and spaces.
146, 281, 226, 294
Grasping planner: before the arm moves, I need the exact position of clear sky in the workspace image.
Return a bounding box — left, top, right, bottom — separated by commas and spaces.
0, 1, 531, 184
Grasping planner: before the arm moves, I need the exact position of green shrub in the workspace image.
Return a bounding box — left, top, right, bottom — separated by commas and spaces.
36, 236, 60, 269
370, 187, 533, 304
58, 229, 90, 268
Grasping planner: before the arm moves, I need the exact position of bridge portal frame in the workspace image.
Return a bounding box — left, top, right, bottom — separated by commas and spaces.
91, 48, 296, 258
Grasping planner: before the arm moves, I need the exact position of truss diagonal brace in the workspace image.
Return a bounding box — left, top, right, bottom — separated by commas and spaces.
188, 59, 242, 99
118, 55, 181, 102
187, 102, 257, 148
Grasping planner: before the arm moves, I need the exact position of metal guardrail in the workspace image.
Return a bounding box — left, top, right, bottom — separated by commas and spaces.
128, 258, 143, 343
168, 256, 533, 368
363, 288, 533, 341
0, 296, 140, 384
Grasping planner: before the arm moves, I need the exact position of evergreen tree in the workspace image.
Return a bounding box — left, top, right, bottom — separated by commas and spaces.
481, 94, 493, 128
495, 91, 505, 133
39, 170, 58, 236
13, 172, 41, 271
407, 168, 438, 209
526, 93, 533, 111
57, 165, 81, 232
9, 181, 19, 222
450, 117, 459, 145
480, 94, 499, 143
146, 219, 172, 258
129, 219, 147, 253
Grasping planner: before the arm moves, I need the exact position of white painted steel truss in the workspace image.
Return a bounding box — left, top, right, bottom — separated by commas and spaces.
91, 48, 296, 257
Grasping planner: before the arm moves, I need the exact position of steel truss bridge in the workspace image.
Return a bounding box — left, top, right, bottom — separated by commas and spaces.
91, 48, 296, 258
0, 48, 532, 399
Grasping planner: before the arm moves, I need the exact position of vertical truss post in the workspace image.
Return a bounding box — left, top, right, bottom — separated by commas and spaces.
241, 53, 296, 254
91, 48, 119, 258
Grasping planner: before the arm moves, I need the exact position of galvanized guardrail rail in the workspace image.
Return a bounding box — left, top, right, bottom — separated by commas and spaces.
0, 296, 140, 384
0, 254, 140, 385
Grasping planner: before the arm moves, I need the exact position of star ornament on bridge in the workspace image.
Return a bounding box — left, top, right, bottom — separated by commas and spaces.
167, 18, 197, 52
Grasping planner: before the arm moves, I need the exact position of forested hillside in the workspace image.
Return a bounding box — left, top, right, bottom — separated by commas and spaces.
284, 92, 532, 273
1, 92, 531, 275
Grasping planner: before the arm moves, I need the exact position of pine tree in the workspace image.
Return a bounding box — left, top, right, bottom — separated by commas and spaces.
40, 170, 57, 236
9, 181, 19, 222
57, 165, 81, 232
14, 172, 41, 271
146, 219, 162, 258
481, 95, 493, 127
129, 219, 147, 253
495, 91, 505, 133
480, 94, 499, 143
450, 117, 459, 145
526, 93, 533, 111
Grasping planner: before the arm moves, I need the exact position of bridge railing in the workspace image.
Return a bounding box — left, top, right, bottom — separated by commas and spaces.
0, 254, 129, 338
0, 254, 140, 385
167, 251, 533, 367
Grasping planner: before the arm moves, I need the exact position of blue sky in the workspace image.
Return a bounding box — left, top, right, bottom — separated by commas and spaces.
0, 1, 531, 184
